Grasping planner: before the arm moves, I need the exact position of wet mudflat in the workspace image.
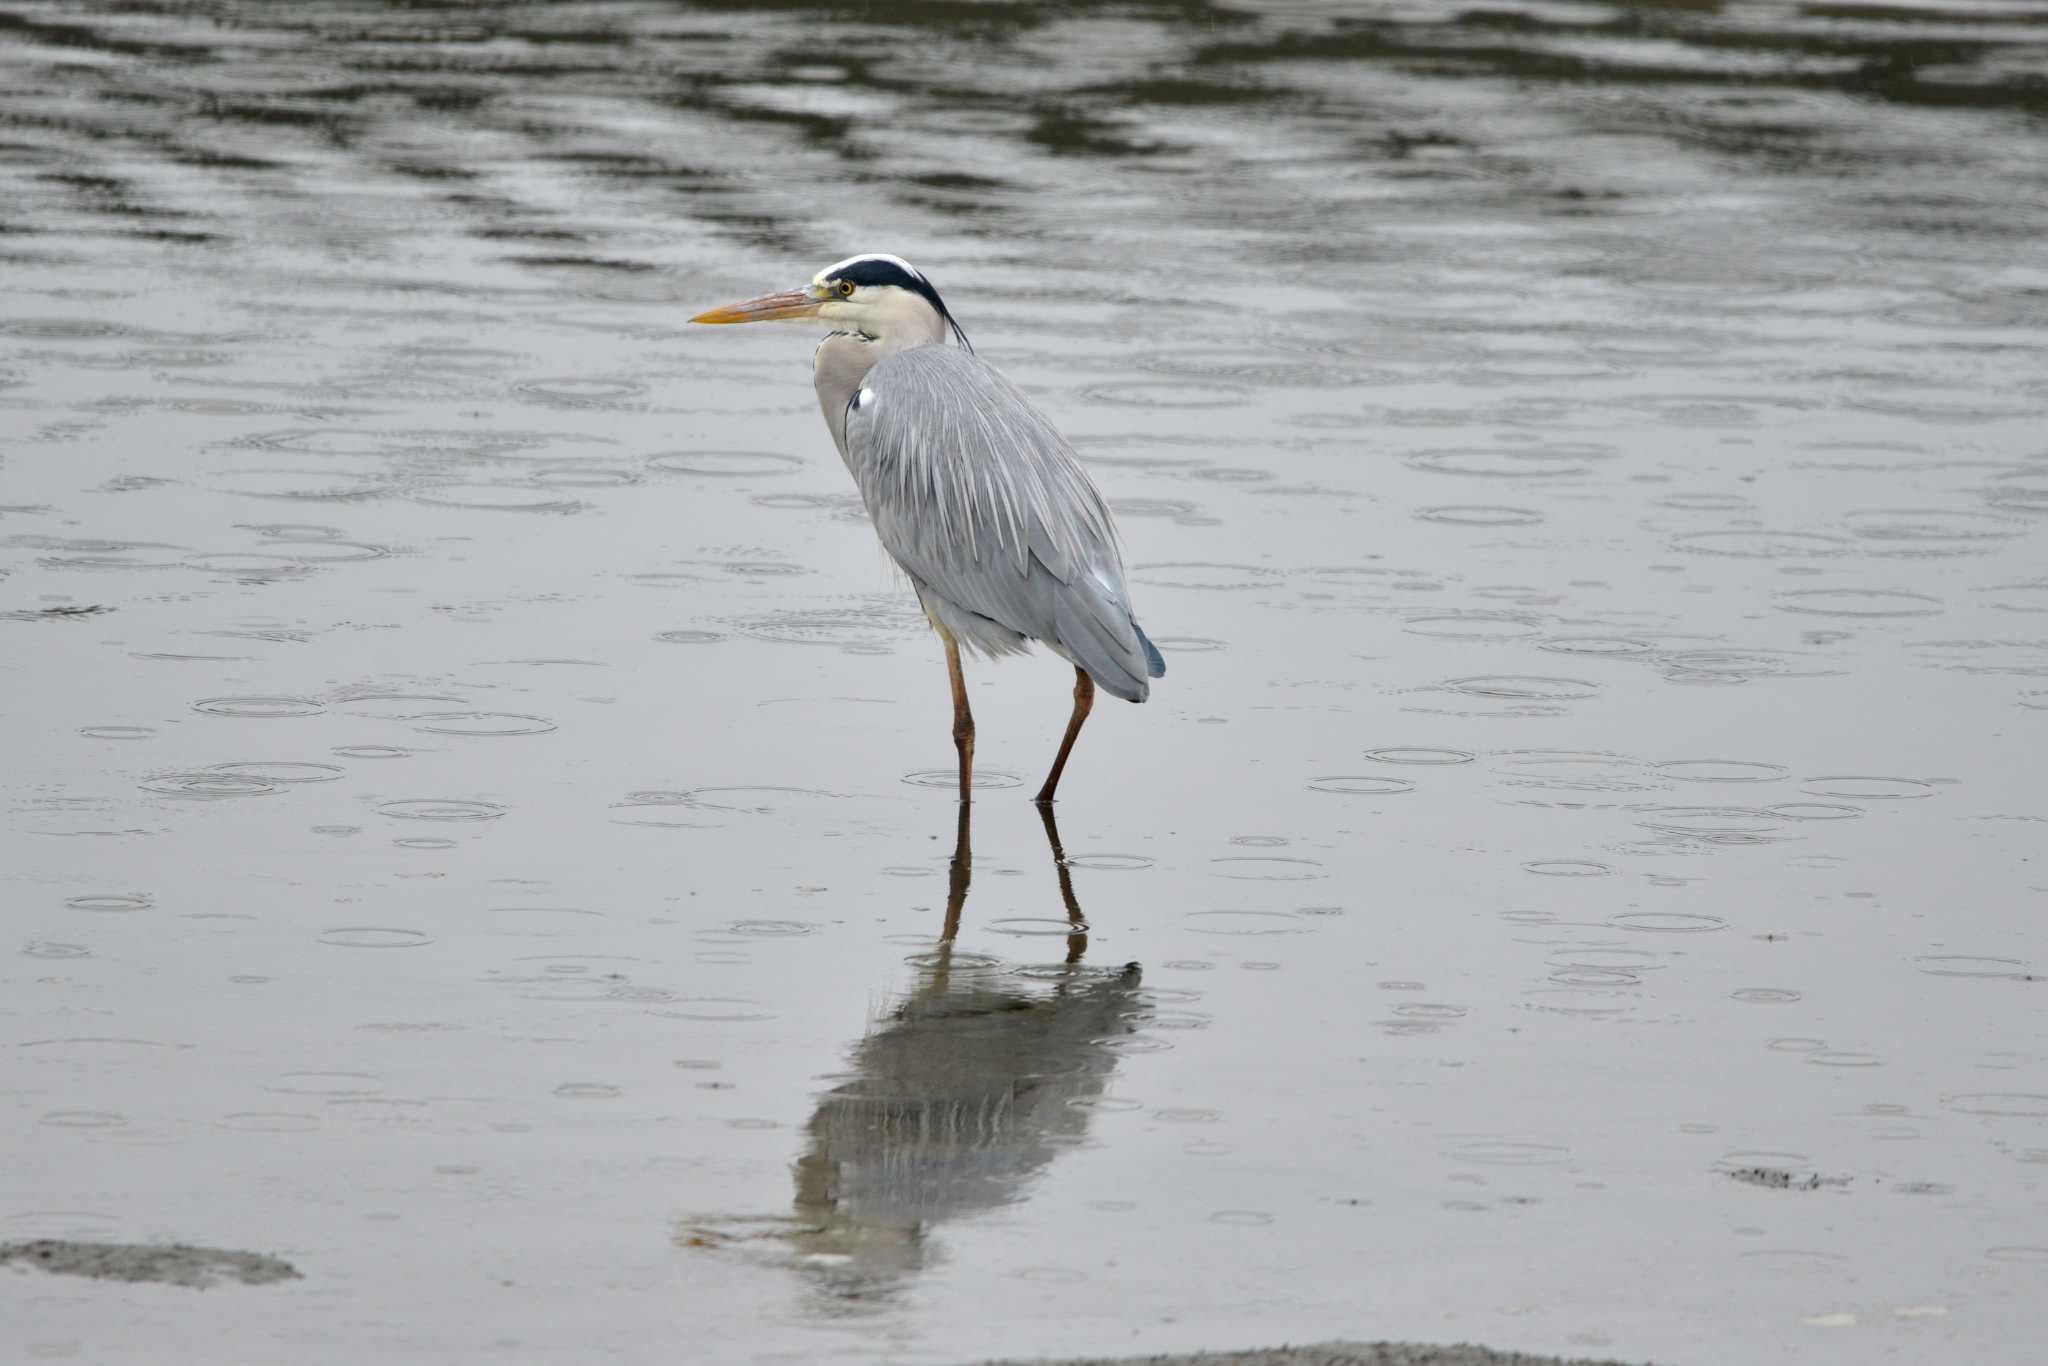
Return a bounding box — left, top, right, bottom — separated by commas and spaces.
981, 1346, 1642, 1366
2, 3, 2045, 1364
0, 1239, 301, 1289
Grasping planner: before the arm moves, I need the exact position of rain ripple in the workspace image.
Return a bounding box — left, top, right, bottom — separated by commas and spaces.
1775, 589, 1944, 618
649, 449, 804, 477
641, 786, 850, 814
1408, 447, 1601, 479
66, 895, 151, 913
1362, 747, 1474, 766
1132, 562, 1280, 591
378, 799, 506, 822
1732, 988, 1803, 1005
1657, 760, 1789, 783
318, 928, 433, 949
1539, 637, 1655, 658
1800, 777, 1935, 800
192, 696, 324, 719
1946, 1094, 2048, 1118
140, 772, 279, 799
1916, 956, 2038, 982
1845, 507, 2024, 552
1612, 912, 1728, 934
1524, 860, 1611, 878
408, 712, 557, 737
730, 603, 923, 653
1636, 807, 1792, 844
515, 376, 645, 408
1307, 776, 1415, 796
208, 762, 344, 784
1673, 530, 1850, 560
1404, 613, 1541, 640
1415, 505, 1543, 527
408, 484, 587, 514
1064, 853, 1155, 871
904, 769, 1023, 790
1444, 676, 1600, 701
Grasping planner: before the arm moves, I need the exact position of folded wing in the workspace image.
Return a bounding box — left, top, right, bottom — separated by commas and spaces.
844, 346, 1163, 702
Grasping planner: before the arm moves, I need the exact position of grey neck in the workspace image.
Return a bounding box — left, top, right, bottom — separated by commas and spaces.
814, 323, 944, 460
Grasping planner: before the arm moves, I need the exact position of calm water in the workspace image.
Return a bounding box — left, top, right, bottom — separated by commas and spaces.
4, 3, 2046, 1363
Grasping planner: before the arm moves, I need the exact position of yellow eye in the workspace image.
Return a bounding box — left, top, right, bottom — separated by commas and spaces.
836, 279, 856, 297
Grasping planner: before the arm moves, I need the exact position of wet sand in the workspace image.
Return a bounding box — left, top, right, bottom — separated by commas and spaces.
0, 1240, 300, 1289
980, 1346, 1646, 1366
4, 3, 2046, 1364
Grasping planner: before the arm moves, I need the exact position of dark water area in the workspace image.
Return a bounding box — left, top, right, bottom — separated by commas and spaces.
3, 4, 2046, 1364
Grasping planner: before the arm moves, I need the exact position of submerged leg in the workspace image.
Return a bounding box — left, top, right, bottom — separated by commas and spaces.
1034, 666, 1095, 805
945, 632, 975, 803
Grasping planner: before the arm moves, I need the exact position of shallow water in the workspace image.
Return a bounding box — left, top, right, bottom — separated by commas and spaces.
3, 3, 2046, 1363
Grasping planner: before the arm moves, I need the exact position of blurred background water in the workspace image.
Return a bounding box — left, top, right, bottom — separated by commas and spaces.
3, 3, 2046, 1363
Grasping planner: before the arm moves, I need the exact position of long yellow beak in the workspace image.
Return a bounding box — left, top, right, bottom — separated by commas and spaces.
690, 288, 823, 325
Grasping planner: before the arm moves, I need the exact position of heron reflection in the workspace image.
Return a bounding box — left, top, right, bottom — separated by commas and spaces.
788, 801, 1148, 1299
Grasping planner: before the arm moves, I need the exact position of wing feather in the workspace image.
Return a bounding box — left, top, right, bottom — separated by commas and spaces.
845, 346, 1160, 701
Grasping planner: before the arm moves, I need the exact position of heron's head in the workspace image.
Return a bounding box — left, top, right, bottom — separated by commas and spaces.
690, 253, 970, 350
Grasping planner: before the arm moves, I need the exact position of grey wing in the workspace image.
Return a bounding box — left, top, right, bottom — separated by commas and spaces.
844, 345, 1164, 703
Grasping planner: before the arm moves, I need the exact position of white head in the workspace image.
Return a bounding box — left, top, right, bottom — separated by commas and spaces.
691, 252, 971, 350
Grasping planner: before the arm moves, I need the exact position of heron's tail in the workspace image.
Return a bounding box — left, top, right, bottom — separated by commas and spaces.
1135, 623, 1166, 679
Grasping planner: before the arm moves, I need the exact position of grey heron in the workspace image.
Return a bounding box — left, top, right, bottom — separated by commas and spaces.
691, 253, 1164, 804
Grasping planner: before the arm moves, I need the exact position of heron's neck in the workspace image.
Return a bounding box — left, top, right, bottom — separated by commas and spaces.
858, 328, 936, 362
813, 301, 952, 454
810, 331, 891, 459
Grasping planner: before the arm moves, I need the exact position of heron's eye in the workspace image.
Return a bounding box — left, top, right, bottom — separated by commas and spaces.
836, 279, 856, 298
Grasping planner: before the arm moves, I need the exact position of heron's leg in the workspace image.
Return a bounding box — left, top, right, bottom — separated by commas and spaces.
945, 633, 975, 803
1033, 666, 1095, 805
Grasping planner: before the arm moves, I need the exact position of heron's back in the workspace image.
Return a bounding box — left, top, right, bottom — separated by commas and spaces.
841, 345, 1165, 701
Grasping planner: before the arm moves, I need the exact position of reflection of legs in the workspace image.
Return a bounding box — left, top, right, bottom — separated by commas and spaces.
1034, 666, 1094, 805
945, 633, 975, 804
1036, 800, 1089, 964
941, 798, 971, 945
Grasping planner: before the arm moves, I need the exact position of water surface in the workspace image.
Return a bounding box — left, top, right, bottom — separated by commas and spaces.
4, 3, 2046, 1363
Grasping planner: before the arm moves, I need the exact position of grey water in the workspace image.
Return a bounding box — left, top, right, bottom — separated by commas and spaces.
3, 3, 2046, 1363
